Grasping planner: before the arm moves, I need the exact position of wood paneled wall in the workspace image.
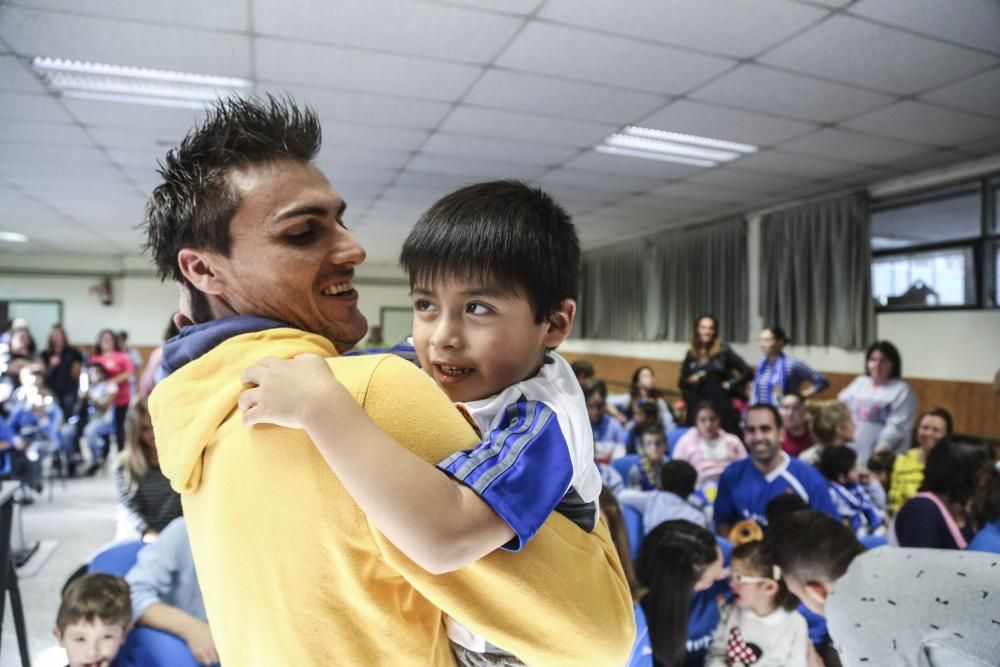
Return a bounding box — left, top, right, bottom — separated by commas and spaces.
562, 352, 1000, 440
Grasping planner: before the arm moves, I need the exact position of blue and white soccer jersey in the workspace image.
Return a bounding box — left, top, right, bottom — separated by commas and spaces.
713, 454, 837, 529
437, 351, 602, 550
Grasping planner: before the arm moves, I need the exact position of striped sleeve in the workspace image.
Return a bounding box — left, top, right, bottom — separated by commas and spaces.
114, 465, 149, 534
787, 357, 829, 394
437, 399, 573, 552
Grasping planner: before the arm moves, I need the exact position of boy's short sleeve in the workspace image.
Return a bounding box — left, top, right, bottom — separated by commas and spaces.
437, 399, 574, 551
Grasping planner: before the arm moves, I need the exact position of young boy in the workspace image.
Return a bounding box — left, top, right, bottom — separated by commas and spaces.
617, 460, 710, 534
54, 573, 131, 667
817, 446, 884, 536
240, 181, 608, 661
626, 424, 667, 491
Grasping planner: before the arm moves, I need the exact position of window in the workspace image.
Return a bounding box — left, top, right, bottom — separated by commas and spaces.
871, 176, 1000, 311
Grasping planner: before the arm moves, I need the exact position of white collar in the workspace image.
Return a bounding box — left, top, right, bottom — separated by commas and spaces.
746, 606, 791, 625
761, 452, 791, 483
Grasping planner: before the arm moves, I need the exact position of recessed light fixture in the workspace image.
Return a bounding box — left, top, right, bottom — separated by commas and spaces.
32, 57, 252, 110
595, 125, 758, 168
0, 231, 29, 243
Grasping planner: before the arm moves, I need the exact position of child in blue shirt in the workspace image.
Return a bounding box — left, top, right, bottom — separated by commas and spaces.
817, 446, 884, 536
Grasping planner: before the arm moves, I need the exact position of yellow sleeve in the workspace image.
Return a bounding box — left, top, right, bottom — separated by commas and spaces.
356, 355, 636, 666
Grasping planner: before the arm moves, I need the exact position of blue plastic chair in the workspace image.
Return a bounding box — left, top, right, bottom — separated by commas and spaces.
626, 602, 653, 667
612, 454, 640, 481
667, 427, 689, 456
88, 541, 145, 576
859, 534, 888, 549
622, 504, 644, 560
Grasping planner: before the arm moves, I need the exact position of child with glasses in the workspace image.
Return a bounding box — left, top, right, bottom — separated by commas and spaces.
706, 540, 809, 667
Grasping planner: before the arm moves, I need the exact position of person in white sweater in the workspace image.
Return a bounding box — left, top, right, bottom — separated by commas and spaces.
707, 540, 809, 667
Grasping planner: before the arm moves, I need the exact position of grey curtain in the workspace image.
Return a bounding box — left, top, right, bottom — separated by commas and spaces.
578, 217, 748, 342
759, 192, 873, 349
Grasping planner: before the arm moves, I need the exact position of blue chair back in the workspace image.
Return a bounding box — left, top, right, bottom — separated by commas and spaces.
611, 454, 640, 481
859, 534, 888, 549
88, 541, 144, 576
622, 504, 644, 560
626, 602, 653, 667
667, 427, 689, 455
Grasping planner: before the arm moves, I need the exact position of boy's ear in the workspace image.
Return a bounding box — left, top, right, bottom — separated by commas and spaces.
803, 580, 831, 612
53, 627, 63, 645
542, 299, 576, 348
177, 248, 228, 297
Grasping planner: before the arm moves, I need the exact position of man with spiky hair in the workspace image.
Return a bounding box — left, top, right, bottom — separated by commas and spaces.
143, 96, 634, 667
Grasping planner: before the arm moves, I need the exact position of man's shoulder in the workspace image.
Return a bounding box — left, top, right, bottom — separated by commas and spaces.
786, 456, 823, 480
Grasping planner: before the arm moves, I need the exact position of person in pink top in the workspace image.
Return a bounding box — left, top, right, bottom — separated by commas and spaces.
90, 328, 134, 452
673, 402, 747, 495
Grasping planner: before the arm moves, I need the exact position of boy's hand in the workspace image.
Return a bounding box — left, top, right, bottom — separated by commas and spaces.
182, 619, 219, 666
239, 354, 345, 429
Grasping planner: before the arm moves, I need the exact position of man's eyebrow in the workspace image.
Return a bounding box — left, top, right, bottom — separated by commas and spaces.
274, 200, 347, 223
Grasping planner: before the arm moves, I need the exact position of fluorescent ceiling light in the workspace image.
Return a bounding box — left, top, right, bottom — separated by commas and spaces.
32, 57, 252, 110
0, 231, 29, 243
596, 125, 758, 167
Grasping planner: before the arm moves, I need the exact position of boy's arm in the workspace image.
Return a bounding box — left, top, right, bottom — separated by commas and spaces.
240, 354, 514, 574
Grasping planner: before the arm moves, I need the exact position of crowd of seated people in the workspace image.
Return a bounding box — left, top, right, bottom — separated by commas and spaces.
576, 321, 1000, 667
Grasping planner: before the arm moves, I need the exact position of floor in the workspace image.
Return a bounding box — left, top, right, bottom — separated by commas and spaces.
1, 470, 118, 667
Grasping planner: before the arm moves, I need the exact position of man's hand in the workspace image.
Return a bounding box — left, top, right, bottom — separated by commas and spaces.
239, 354, 347, 430
181, 619, 219, 666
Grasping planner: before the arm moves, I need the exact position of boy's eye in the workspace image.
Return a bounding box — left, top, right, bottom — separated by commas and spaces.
413, 299, 435, 312
465, 302, 492, 315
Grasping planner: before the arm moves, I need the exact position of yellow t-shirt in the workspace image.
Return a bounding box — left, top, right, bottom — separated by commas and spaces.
150, 328, 634, 666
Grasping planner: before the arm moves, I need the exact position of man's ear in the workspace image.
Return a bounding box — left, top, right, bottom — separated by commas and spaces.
803, 580, 831, 613
177, 248, 227, 297
542, 299, 576, 348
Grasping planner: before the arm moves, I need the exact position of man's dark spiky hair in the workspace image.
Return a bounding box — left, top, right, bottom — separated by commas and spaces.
142, 94, 321, 283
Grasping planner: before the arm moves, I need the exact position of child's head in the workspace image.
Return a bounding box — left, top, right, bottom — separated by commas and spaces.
806, 400, 854, 447
817, 445, 859, 485
729, 541, 799, 612
571, 360, 595, 388
633, 400, 660, 430
694, 402, 721, 439
87, 363, 108, 385
584, 385, 606, 426
660, 460, 696, 499
640, 425, 667, 462
54, 573, 131, 667
866, 450, 896, 490
399, 180, 579, 403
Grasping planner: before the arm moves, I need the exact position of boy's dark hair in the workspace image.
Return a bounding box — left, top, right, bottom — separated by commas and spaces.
764, 493, 808, 526
765, 510, 864, 586
56, 573, 131, 632
88, 363, 108, 378
583, 384, 606, 404
866, 450, 895, 476
731, 541, 799, 611
571, 360, 594, 380
399, 180, 579, 323
635, 401, 661, 424
692, 401, 718, 421
747, 403, 783, 429
818, 446, 858, 482
921, 437, 992, 506
143, 95, 321, 321
660, 460, 696, 498
865, 340, 903, 378
641, 423, 666, 442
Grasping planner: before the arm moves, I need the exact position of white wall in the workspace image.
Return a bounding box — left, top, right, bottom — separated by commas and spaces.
0, 253, 411, 347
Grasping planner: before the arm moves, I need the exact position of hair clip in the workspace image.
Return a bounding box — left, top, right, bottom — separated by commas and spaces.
772, 564, 782, 580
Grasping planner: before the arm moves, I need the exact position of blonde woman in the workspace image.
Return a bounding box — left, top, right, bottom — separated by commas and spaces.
802, 401, 886, 510
114, 399, 182, 542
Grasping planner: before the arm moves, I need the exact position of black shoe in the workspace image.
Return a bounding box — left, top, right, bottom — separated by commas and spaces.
84, 463, 101, 477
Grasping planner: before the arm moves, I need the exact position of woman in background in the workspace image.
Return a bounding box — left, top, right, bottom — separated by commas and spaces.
888, 408, 953, 514
90, 328, 134, 452
679, 315, 752, 436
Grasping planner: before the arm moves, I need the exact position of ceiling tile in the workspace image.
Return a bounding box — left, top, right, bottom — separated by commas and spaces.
0, 6, 253, 77
440, 106, 617, 148
733, 149, 862, 180
420, 133, 579, 165
0, 92, 73, 124
614, 192, 717, 213
0, 55, 46, 94
689, 64, 896, 123
843, 101, 1000, 147
255, 38, 482, 102
920, 67, 1000, 118
105, 147, 163, 169
680, 166, 816, 193
88, 126, 186, 151
254, 0, 521, 64
406, 154, 546, 180
850, 0, 1000, 55
638, 100, 817, 147
313, 166, 397, 188
562, 150, 703, 179
464, 70, 669, 123
958, 134, 1000, 157
257, 84, 452, 130
0, 144, 111, 168
496, 22, 733, 93
393, 171, 483, 192
648, 181, 757, 204
0, 120, 93, 147
64, 98, 206, 134
887, 150, 974, 174
535, 168, 665, 194
322, 124, 430, 153
529, 183, 614, 210
315, 147, 412, 171
758, 14, 998, 95
778, 128, 930, 164
539, 0, 828, 58
16, 0, 250, 31
440, 0, 545, 15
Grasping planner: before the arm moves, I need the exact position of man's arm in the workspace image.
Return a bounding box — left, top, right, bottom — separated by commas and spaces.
240, 354, 515, 574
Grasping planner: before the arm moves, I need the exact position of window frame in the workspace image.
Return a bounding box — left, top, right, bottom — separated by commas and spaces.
870, 173, 1000, 313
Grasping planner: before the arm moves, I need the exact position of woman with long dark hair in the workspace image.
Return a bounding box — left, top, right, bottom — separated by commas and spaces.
636, 520, 726, 667
679, 315, 752, 436
42, 324, 83, 420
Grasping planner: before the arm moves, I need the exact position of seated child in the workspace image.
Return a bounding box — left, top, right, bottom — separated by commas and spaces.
82, 364, 117, 469
706, 541, 808, 667
817, 446, 884, 537
587, 385, 628, 463
672, 402, 747, 495
239, 181, 608, 663
618, 460, 709, 534
624, 401, 661, 456
54, 572, 131, 667
627, 424, 667, 491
